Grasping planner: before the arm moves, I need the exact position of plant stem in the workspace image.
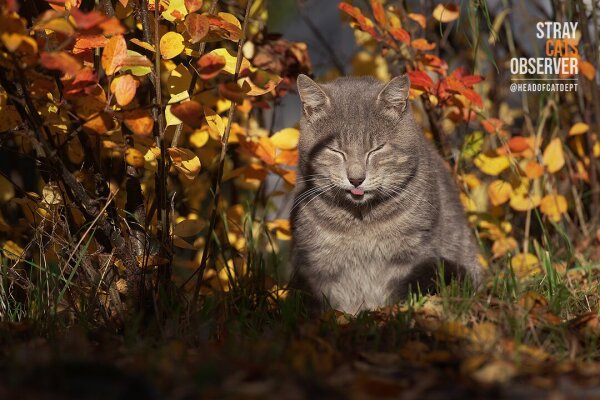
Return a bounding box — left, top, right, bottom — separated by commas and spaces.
192, 0, 254, 309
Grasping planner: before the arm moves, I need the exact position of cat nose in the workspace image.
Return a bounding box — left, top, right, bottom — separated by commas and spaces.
349, 177, 365, 187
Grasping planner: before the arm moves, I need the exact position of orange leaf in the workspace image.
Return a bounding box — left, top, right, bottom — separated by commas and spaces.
390, 27, 410, 44
507, 136, 530, 153
73, 34, 108, 53
488, 180, 513, 206
411, 38, 436, 50
83, 113, 113, 135
580, 60, 595, 80
123, 109, 154, 136
338, 3, 380, 40
369, 0, 386, 27
110, 74, 138, 106
481, 118, 507, 136
101, 34, 127, 76
40, 51, 82, 76
408, 13, 426, 28
524, 160, 544, 179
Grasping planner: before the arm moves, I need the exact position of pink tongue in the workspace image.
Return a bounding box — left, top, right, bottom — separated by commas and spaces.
350, 188, 365, 196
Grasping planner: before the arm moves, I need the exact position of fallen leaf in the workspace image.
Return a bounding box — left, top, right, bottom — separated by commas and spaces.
540, 194, 568, 222
488, 179, 512, 206
474, 153, 510, 176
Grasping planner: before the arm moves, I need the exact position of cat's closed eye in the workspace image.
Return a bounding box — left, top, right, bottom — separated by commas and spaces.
325, 146, 346, 160
367, 144, 386, 161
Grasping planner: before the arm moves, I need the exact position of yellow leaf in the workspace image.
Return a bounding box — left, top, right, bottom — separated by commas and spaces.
432, 4, 459, 23
125, 148, 145, 168
270, 128, 299, 150
462, 173, 481, 189
1, 240, 24, 261
540, 194, 568, 222
487, 180, 512, 206
492, 236, 518, 259
190, 128, 209, 148
542, 138, 565, 173
160, 32, 185, 60
509, 193, 541, 211
161, 0, 188, 22
168, 147, 201, 180
510, 253, 540, 278
42, 184, 63, 205
165, 105, 183, 126
204, 48, 250, 75
204, 107, 224, 139
266, 219, 291, 240
568, 122, 589, 136
474, 153, 510, 176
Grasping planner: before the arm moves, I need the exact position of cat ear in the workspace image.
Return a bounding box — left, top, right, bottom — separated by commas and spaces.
297, 74, 330, 120
377, 75, 410, 113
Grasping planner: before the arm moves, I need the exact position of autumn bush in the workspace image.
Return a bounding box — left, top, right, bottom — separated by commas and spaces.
0, 0, 310, 325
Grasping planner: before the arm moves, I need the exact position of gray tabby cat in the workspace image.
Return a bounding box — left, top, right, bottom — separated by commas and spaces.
290, 74, 484, 314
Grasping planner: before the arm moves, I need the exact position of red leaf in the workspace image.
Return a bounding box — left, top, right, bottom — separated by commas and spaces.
184, 0, 203, 12
445, 76, 483, 108
370, 0, 386, 27
390, 27, 410, 44
407, 70, 434, 90
73, 34, 108, 53
338, 3, 380, 40
197, 53, 226, 80
170, 101, 205, 128
481, 118, 506, 135
508, 136, 530, 153
206, 14, 241, 42
70, 8, 107, 30
185, 14, 209, 44
40, 51, 82, 76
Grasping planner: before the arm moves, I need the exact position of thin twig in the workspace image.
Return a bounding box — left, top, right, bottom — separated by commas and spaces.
191, 0, 254, 308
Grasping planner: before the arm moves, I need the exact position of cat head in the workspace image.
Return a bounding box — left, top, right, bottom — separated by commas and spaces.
296, 74, 423, 207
